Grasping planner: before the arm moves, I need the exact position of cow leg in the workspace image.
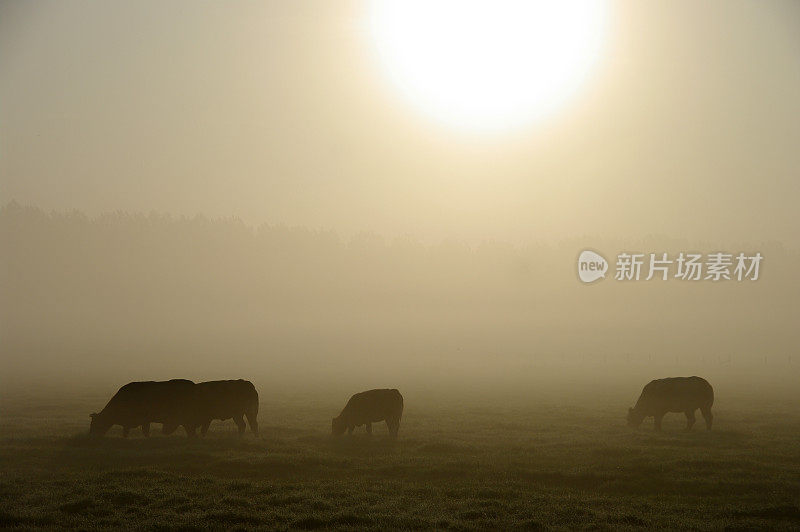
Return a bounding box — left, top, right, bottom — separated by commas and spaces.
684, 409, 696, 431
201, 421, 211, 437
387, 418, 399, 438
184, 424, 197, 438
122, 426, 130, 438
142, 423, 151, 437
365, 422, 372, 435
245, 412, 259, 437
701, 406, 713, 430
234, 415, 246, 436
653, 413, 664, 431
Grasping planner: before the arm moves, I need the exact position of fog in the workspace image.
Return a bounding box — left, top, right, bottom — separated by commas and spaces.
3, 4, 800, 530
2, 1, 800, 399
2, 202, 797, 399
2, 1, 800, 246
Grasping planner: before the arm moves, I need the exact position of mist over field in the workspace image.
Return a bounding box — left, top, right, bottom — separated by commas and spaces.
2, 1, 800, 529
2, 202, 798, 398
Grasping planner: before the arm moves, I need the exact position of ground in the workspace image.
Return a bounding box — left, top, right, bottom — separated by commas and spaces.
1, 386, 799, 530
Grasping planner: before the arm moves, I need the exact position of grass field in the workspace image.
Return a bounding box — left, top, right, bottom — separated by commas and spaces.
1, 381, 799, 530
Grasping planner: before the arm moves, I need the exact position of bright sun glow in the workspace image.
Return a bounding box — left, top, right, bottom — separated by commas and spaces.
370, 1, 608, 132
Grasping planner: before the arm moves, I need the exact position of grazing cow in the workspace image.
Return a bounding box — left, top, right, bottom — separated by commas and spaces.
627, 376, 714, 431
89, 379, 201, 437
194, 379, 260, 437
332, 389, 403, 437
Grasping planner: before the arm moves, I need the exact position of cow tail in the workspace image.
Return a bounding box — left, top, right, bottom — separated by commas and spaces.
397, 391, 404, 422
245, 384, 260, 436
248, 386, 259, 417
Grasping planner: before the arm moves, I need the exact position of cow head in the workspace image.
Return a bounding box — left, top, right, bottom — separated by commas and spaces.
89, 412, 112, 437
626, 407, 645, 428
331, 416, 347, 436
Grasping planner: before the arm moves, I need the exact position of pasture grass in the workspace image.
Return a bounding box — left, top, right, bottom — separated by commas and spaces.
0, 389, 798, 530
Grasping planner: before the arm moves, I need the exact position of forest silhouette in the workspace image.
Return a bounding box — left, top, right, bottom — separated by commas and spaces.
1, 201, 797, 388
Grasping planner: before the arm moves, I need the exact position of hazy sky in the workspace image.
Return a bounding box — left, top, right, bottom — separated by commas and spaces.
1, 0, 799, 245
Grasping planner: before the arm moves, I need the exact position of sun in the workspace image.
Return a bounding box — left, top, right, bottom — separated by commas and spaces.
369, 1, 608, 133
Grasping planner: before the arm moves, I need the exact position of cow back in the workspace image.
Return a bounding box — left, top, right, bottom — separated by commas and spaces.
100, 379, 200, 426
196, 379, 259, 421
341, 389, 403, 425
635, 376, 714, 414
